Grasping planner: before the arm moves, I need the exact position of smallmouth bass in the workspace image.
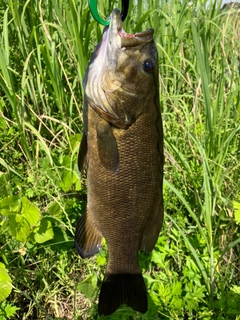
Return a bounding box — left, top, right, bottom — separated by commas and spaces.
75, 8, 164, 316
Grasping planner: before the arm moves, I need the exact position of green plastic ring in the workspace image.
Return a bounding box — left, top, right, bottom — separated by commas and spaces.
88, 0, 110, 26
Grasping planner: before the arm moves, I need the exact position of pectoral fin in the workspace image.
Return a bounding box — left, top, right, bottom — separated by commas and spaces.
97, 120, 119, 172
75, 208, 102, 258
78, 131, 87, 173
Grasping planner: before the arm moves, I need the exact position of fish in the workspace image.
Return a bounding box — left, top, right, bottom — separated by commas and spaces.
75, 8, 164, 316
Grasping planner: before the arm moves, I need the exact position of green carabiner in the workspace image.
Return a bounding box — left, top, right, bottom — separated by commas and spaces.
88, 0, 110, 26
88, 0, 129, 26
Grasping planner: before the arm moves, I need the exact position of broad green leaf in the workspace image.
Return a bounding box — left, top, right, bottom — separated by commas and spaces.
34, 218, 54, 244
77, 282, 95, 299
0, 263, 12, 302
60, 170, 73, 192
77, 273, 98, 299
42, 227, 72, 251
8, 214, 31, 242
69, 134, 82, 150
75, 178, 81, 191
96, 255, 106, 267
3, 197, 40, 242
0, 196, 20, 216
231, 286, 240, 295
151, 250, 164, 267
233, 200, 240, 224
60, 169, 79, 192
21, 197, 40, 227
143, 274, 156, 288
48, 202, 62, 218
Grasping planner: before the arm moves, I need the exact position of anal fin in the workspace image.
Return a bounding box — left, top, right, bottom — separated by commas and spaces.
75, 208, 102, 258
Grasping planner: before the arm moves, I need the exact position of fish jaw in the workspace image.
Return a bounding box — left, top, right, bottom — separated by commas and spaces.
108, 8, 154, 49
107, 8, 122, 55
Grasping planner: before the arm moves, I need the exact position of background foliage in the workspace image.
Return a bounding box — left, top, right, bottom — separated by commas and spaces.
0, 0, 239, 319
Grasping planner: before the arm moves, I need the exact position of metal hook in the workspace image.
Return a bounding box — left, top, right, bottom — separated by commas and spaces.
88, 0, 129, 26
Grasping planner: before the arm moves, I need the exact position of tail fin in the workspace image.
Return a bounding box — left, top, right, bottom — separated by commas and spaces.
98, 273, 147, 316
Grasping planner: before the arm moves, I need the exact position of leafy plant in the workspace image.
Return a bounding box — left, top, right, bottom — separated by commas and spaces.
0, 301, 19, 320
233, 197, 240, 224
0, 0, 239, 319
0, 263, 12, 303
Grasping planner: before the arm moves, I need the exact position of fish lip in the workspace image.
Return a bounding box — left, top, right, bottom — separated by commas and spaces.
109, 8, 123, 33
119, 28, 154, 47
109, 8, 154, 47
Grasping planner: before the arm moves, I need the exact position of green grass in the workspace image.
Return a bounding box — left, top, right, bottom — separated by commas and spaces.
0, 0, 240, 319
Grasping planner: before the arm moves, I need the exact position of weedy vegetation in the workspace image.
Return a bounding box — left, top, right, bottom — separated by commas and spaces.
0, 0, 240, 319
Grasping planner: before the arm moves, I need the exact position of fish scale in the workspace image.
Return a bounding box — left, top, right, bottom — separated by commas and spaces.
75, 8, 164, 316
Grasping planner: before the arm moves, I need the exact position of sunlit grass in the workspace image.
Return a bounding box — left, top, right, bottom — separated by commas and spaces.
0, 0, 239, 319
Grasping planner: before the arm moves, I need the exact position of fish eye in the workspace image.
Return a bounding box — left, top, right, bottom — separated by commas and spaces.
143, 60, 154, 73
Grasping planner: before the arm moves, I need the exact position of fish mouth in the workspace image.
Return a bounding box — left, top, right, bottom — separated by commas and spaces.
109, 8, 154, 47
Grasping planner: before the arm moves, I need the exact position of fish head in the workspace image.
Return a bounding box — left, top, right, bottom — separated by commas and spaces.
84, 8, 159, 128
